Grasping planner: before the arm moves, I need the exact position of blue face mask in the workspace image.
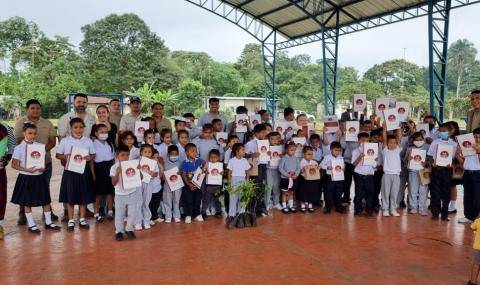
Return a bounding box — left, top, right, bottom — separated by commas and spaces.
439, 131, 449, 140
169, 156, 179, 162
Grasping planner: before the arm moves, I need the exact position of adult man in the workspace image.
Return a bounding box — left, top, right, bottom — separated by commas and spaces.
197, 97, 227, 131
109, 99, 122, 128
151, 102, 172, 131
13, 99, 58, 225
58, 93, 96, 140
467, 90, 480, 133
341, 108, 352, 121
119, 96, 144, 133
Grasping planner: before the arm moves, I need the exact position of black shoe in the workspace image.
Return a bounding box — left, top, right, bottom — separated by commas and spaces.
17, 212, 27, 226
367, 212, 374, 218
441, 216, 450, 221
307, 208, 315, 213
225, 217, 231, 229
227, 216, 237, 229
300, 208, 307, 213
115, 232, 124, 241
281, 208, 289, 214
95, 215, 104, 223
399, 201, 407, 209
289, 207, 297, 213
237, 215, 245, 228
85, 209, 94, 218
214, 212, 222, 218
126, 231, 136, 240
323, 208, 331, 214
66, 221, 75, 231
448, 209, 457, 214
50, 211, 59, 222
45, 223, 61, 231
28, 225, 41, 234
335, 207, 345, 214
467, 280, 477, 285
79, 221, 90, 230
354, 211, 362, 216
431, 215, 439, 221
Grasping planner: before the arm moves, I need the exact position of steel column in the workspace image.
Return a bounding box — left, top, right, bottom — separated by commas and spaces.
428, 0, 451, 122
261, 31, 277, 121
322, 11, 340, 116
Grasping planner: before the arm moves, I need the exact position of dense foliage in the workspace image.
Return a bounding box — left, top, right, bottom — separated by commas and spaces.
0, 14, 479, 119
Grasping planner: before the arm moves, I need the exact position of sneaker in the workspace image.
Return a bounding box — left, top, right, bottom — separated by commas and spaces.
420, 211, 429, 216
289, 207, 297, 213
79, 220, 90, 230
126, 231, 136, 240
307, 208, 315, 213
165, 218, 172, 223
185, 216, 192, 224
85, 209, 95, 218
300, 208, 307, 213
50, 211, 59, 222
134, 224, 143, 231
144, 223, 151, 230
382, 211, 390, 217
391, 210, 400, 217
458, 217, 473, 224
194, 215, 204, 222
174, 218, 181, 223
115, 232, 124, 241
107, 214, 114, 221
157, 218, 165, 223
281, 208, 289, 214
399, 201, 407, 209
409, 209, 418, 214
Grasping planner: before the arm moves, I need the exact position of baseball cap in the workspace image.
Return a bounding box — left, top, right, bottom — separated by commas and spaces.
129, 96, 141, 104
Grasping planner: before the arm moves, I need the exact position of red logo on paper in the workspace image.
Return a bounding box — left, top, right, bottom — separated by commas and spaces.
260, 146, 268, 152
367, 149, 375, 156
356, 99, 364, 105
334, 165, 342, 172
414, 155, 422, 162
463, 141, 472, 148
137, 127, 145, 133
125, 168, 136, 177
30, 151, 41, 159
296, 143, 303, 148
309, 168, 317, 175
238, 119, 245, 125
398, 107, 406, 114
211, 168, 219, 175
348, 127, 356, 134
388, 114, 396, 122
276, 126, 283, 132
286, 126, 293, 132
252, 119, 259, 125
378, 104, 386, 110
272, 151, 280, 158
141, 165, 150, 172
440, 151, 449, 158
218, 137, 224, 143
73, 155, 83, 163
169, 174, 178, 182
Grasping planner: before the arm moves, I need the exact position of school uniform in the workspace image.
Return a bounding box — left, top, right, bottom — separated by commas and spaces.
342, 140, 358, 203
149, 169, 163, 222
223, 148, 233, 212
278, 154, 300, 191
380, 146, 402, 213
192, 138, 223, 162
320, 154, 344, 211
129, 146, 140, 160
161, 158, 182, 220
93, 139, 115, 196
57, 136, 95, 205
202, 162, 222, 216
156, 142, 172, 161
311, 144, 324, 203
405, 144, 430, 214
137, 161, 159, 226
373, 143, 384, 209
181, 158, 203, 218
352, 147, 376, 215
297, 159, 320, 204
245, 137, 268, 214
227, 157, 251, 217
11, 141, 51, 207
266, 145, 282, 209
462, 154, 480, 221
427, 138, 457, 218
110, 162, 141, 233
397, 136, 410, 206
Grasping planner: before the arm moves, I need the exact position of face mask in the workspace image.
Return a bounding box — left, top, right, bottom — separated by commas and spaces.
439, 131, 449, 140
428, 124, 435, 131
146, 141, 154, 145
98, 134, 108, 141
169, 156, 179, 162
413, 141, 425, 147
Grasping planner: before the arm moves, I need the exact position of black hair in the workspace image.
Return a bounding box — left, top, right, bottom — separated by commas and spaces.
285, 142, 296, 150
473, 127, 480, 135
202, 123, 214, 132
119, 130, 138, 148
174, 119, 186, 127
439, 122, 451, 130
69, 117, 85, 127
116, 145, 130, 155
151, 102, 164, 110
160, 128, 172, 138
264, 123, 272, 129
109, 98, 120, 104
185, 143, 197, 152
208, 97, 219, 104
209, 149, 220, 158
232, 143, 244, 157
25, 99, 41, 108
310, 133, 321, 141
386, 134, 397, 142
362, 120, 372, 125
410, 131, 424, 141
330, 141, 341, 150
73, 93, 88, 101
96, 104, 109, 113
183, 112, 195, 119
284, 107, 294, 118
168, 144, 179, 154
258, 109, 268, 116
424, 115, 438, 122
22, 122, 37, 132
370, 129, 382, 137
303, 145, 313, 153
91, 123, 114, 151
211, 118, 222, 125
236, 106, 248, 114
253, 123, 267, 133
268, 131, 281, 139
358, 132, 369, 140
140, 144, 155, 155
143, 129, 156, 138
177, 129, 189, 138
227, 134, 239, 144
446, 121, 460, 137
471, 90, 480, 95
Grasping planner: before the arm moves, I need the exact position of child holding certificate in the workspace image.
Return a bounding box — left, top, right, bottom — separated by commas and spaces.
427, 123, 457, 221
119, 131, 140, 160
297, 146, 320, 213
180, 143, 205, 224
380, 125, 403, 217
56, 118, 95, 231
135, 144, 159, 231
320, 142, 345, 214
278, 143, 301, 214
11, 123, 60, 233
405, 132, 430, 216
162, 145, 183, 223
202, 149, 223, 218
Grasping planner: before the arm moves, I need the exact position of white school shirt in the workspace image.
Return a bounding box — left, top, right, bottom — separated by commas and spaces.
93, 139, 114, 163
427, 138, 458, 159
157, 142, 172, 160
320, 154, 344, 176
321, 133, 337, 156
245, 137, 268, 165
227, 157, 251, 177
464, 155, 480, 171
110, 162, 141, 195
12, 140, 43, 175
57, 136, 95, 157
143, 163, 162, 194
311, 145, 323, 162
300, 158, 319, 178
224, 148, 232, 165
351, 147, 375, 175
176, 143, 187, 162
382, 146, 402, 175
129, 147, 140, 160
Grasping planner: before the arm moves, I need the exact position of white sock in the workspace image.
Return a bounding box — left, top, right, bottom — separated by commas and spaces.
25, 212, 35, 227
94, 213, 99, 218
282, 202, 287, 208
107, 210, 113, 216
288, 200, 294, 208
301, 203, 306, 209
68, 219, 75, 224
79, 218, 86, 223
44, 211, 52, 225
308, 203, 313, 208
0, 219, 3, 225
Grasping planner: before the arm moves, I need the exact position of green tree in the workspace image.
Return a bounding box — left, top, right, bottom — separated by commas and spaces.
447, 39, 477, 97
208, 62, 244, 96
173, 79, 206, 113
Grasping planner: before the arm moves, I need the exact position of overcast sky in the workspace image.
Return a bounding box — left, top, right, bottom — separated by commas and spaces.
2, 0, 480, 74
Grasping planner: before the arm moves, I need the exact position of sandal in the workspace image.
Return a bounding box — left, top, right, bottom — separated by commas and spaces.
67, 221, 75, 232
45, 223, 61, 231
79, 220, 90, 230
28, 225, 41, 234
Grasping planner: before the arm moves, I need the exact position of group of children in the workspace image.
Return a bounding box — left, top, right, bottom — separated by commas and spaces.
8, 105, 480, 242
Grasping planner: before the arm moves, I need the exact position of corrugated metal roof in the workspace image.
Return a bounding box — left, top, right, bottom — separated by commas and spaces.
223, 0, 427, 39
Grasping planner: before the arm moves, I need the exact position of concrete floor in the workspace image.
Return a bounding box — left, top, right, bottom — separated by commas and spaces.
0, 157, 475, 284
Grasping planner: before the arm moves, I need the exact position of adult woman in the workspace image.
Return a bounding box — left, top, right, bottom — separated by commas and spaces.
0, 119, 16, 240
94, 105, 118, 147
467, 90, 480, 133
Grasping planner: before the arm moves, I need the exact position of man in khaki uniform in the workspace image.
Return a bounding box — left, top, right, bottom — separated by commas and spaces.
151, 102, 172, 131
13, 99, 58, 225
467, 90, 480, 133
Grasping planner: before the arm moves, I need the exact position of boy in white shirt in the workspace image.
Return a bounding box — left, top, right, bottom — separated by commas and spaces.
427, 123, 458, 221
320, 142, 345, 214
380, 126, 403, 217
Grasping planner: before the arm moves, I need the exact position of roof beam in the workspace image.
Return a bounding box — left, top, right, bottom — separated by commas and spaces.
237, 0, 256, 8
256, 0, 303, 19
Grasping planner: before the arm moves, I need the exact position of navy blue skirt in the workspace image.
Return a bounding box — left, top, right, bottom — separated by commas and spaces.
11, 174, 51, 207
59, 166, 94, 205
94, 160, 114, 195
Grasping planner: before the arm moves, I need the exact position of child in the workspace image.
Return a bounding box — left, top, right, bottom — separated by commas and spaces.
203, 149, 223, 218
223, 135, 239, 215
119, 131, 140, 160
142, 117, 160, 144
298, 146, 320, 212
341, 127, 359, 205
143, 129, 156, 146
56, 118, 95, 231
162, 145, 183, 223
380, 126, 403, 217
10, 123, 60, 233
227, 106, 249, 143
457, 128, 480, 224
266, 132, 282, 210
320, 141, 345, 214
110, 146, 141, 241
180, 143, 205, 224
468, 216, 480, 285
176, 129, 190, 162
183, 112, 201, 140
135, 144, 159, 230
212, 118, 224, 134
427, 122, 457, 221
278, 143, 301, 213
370, 129, 384, 211
157, 128, 173, 160
193, 124, 223, 162
310, 133, 324, 205
172, 117, 188, 145
405, 131, 430, 216
226, 143, 251, 225
149, 149, 163, 224
92, 123, 115, 222
351, 132, 376, 216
